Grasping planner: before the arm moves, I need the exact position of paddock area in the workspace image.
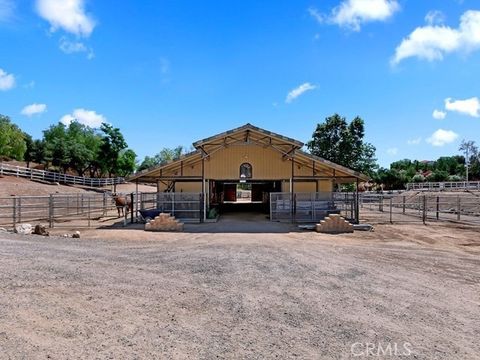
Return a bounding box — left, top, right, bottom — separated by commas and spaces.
0, 223, 478, 359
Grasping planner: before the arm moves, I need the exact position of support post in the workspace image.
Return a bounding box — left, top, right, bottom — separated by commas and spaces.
135, 180, 139, 223
130, 193, 134, 224
202, 157, 206, 222
355, 178, 359, 224
436, 196, 439, 220
291, 154, 295, 222
402, 196, 406, 214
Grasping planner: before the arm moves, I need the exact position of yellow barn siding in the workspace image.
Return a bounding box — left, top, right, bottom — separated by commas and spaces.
176, 182, 202, 192
204, 144, 292, 180
294, 182, 316, 193
318, 180, 333, 192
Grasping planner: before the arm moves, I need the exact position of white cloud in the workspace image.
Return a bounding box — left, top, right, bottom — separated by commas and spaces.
426, 129, 459, 147
392, 10, 480, 65
60, 108, 106, 127
432, 109, 447, 120
407, 137, 422, 145
445, 97, 480, 118
310, 0, 400, 32
21, 103, 47, 116
285, 83, 316, 103
59, 37, 94, 59
36, 0, 95, 37
425, 10, 445, 26
387, 147, 398, 155
0, 68, 15, 90
0, 0, 15, 22
308, 7, 325, 23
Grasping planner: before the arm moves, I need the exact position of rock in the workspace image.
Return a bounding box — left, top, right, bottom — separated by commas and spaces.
0, 227, 8, 233
14, 223, 32, 235
72, 231, 80, 238
33, 224, 49, 236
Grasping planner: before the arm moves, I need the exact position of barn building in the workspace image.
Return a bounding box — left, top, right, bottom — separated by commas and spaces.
129, 124, 367, 223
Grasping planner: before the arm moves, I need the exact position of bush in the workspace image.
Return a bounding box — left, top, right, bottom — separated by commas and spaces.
411, 174, 425, 183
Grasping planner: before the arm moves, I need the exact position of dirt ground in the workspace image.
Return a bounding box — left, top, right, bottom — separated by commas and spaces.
0, 175, 156, 197
0, 219, 479, 359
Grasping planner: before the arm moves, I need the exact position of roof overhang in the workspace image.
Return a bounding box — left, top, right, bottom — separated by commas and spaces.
127, 123, 369, 183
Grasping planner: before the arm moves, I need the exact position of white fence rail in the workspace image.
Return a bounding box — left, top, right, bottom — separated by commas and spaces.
0, 162, 124, 187
406, 181, 480, 191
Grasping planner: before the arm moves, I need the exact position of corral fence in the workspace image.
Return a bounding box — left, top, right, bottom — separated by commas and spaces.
360, 192, 480, 225
0, 193, 119, 229
0, 162, 124, 187
270, 192, 358, 223
136, 192, 203, 223
0, 191, 204, 229
406, 181, 480, 192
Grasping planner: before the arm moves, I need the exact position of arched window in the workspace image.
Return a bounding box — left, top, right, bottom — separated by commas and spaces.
240, 163, 252, 179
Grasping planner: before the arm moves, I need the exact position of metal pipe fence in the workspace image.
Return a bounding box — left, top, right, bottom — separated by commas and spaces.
360, 193, 480, 225
0, 162, 124, 187
270, 192, 357, 223
0, 193, 119, 229
137, 192, 202, 223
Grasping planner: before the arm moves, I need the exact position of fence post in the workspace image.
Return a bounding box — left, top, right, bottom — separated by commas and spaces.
16, 196, 22, 224
12, 197, 17, 228
379, 195, 383, 212
389, 198, 393, 224
436, 196, 439, 220
102, 192, 106, 216
402, 196, 406, 214
457, 196, 461, 221
130, 193, 134, 224
422, 195, 426, 224
48, 194, 53, 228
88, 197, 91, 227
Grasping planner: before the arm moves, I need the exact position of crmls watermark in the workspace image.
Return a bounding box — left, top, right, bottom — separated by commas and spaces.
351, 342, 413, 357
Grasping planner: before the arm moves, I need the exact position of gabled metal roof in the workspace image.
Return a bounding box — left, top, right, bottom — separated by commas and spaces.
128, 123, 369, 182
192, 123, 304, 148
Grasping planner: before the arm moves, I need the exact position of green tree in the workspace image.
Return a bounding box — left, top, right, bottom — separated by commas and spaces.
43, 123, 69, 172
459, 140, 479, 181
117, 149, 137, 176
307, 114, 377, 175
0, 115, 27, 160
98, 123, 128, 177
65, 122, 102, 176
138, 146, 185, 171
23, 133, 35, 167
373, 168, 407, 190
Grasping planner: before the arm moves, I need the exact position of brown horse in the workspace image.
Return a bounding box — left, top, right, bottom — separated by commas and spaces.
112, 193, 133, 217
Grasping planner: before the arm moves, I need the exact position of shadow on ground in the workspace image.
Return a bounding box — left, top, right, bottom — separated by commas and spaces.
99, 212, 298, 233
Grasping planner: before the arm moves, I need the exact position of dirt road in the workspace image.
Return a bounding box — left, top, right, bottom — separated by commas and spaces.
0, 225, 479, 359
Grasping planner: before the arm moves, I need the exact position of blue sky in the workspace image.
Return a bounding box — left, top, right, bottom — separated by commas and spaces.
1, 0, 479, 167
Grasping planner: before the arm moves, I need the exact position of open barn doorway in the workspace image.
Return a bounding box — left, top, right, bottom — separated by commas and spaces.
210, 180, 281, 219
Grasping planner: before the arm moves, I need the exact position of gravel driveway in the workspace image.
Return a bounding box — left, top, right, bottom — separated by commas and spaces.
0, 225, 479, 359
